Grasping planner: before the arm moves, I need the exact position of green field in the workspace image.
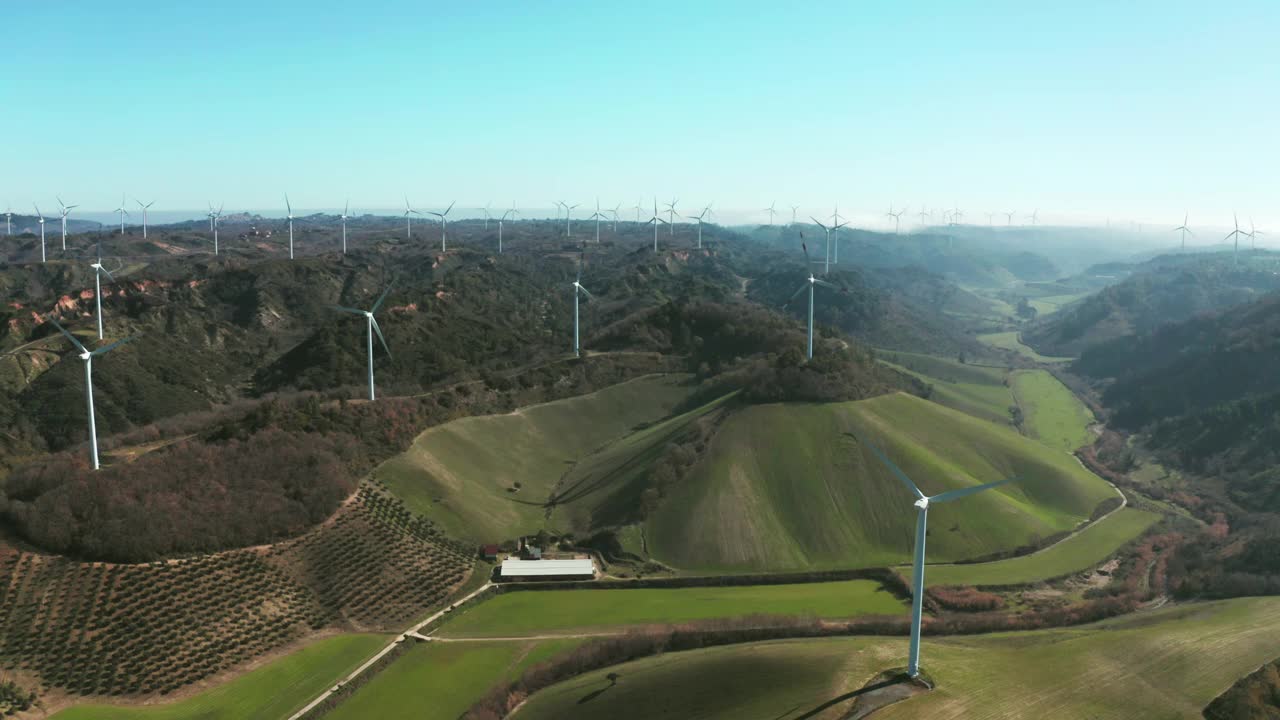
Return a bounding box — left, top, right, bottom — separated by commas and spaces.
50, 634, 387, 720
978, 331, 1073, 363
879, 351, 1013, 426
516, 597, 1280, 720
1028, 292, 1090, 317
923, 507, 1160, 586
375, 374, 698, 541
1011, 369, 1096, 452
326, 639, 580, 720
647, 393, 1117, 573
435, 581, 905, 638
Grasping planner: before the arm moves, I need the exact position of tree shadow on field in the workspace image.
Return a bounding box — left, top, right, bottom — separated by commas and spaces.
576, 675, 621, 705
791, 675, 909, 719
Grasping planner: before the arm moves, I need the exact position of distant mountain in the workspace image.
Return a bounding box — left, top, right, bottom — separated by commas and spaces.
1023, 253, 1280, 357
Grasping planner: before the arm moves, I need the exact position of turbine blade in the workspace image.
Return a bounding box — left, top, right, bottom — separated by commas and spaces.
99, 265, 117, 282
809, 216, 828, 230
371, 318, 391, 357
814, 279, 838, 289
92, 336, 135, 356
371, 284, 395, 313
786, 283, 809, 304
578, 285, 593, 298
801, 242, 812, 267
48, 317, 88, 354
930, 477, 1016, 504
330, 304, 366, 315
851, 433, 925, 499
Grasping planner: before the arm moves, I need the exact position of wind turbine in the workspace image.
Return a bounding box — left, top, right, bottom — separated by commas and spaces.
1173, 213, 1193, 250
47, 317, 133, 470
285, 194, 299, 259
786, 241, 842, 359
646, 198, 668, 252
916, 207, 930, 226
571, 252, 593, 357
4, 206, 11, 235
57, 197, 78, 249
563, 202, 580, 237
483, 202, 492, 230
330, 285, 393, 401
339, 200, 350, 254
1249, 218, 1265, 252
210, 203, 224, 254
810, 215, 847, 274
428, 201, 455, 252
885, 204, 905, 235
948, 204, 963, 226
498, 207, 518, 253
135, 199, 155, 239
985, 212, 996, 226
664, 197, 678, 236
1224, 213, 1247, 267
855, 434, 1017, 678
610, 202, 621, 232
554, 201, 565, 221
763, 201, 777, 225
589, 199, 606, 243
633, 199, 644, 223
89, 238, 116, 339
1005, 210, 1016, 226
403, 197, 421, 240
34, 204, 46, 262
686, 206, 711, 249
1027, 209, 1038, 226
113, 195, 129, 235
790, 205, 799, 224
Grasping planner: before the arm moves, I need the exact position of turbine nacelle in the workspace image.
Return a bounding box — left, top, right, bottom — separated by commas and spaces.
914, 497, 930, 510
78, 350, 92, 361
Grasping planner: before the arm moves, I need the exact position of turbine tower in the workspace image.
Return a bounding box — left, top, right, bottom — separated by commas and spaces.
885, 204, 905, 235
589, 199, 606, 244
633, 199, 643, 222
610, 202, 621, 232
646, 198, 668, 252
790, 205, 799, 224
763, 201, 777, 225
563, 202, 580, 237
809, 215, 847, 274
1249, 218, 1265, 251
48, 318, 133, 470
4, 206, 11, 235
428, 201, 455, 252
403, 197, 420, 239
571, 253, 593, 357
498, 207, 518, 253
483, 202, 492, 230
90, 238, 116, 340
135, 199, 155, 239
34, 204, 47, 262
1005, 210, 1016, 226
57, 197, 78, 250
210, 203, 223, 255
855, 435, 1016, 678
1027, 209, 1038, 226
664, 197, 678, 236
330, 285, 393, 401
339, 200, 350, 254
113, 195, 129, 235
285, 194, 295, 259
686, 206, 711, 249
1224, 213, 1247, 267
785, 242, 841, 359
1173, 213, 1193, 250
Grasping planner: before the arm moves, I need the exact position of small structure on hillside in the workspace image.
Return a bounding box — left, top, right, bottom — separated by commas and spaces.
479, 544, 500, 561
499, 558, 595, 582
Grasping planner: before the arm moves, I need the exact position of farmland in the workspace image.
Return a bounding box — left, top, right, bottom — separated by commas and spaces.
1011, 369, 1096, 452
647, 393, 1117, 573
978, 331, 1073, 363
515, 597, 1280, 720
878, 350, 1013, 426
434, 580, 905, 639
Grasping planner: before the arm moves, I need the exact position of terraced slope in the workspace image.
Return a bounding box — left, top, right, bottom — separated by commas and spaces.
516, 597, 1280, 720
374, 374, 699, 541
647, 393, 1116, 573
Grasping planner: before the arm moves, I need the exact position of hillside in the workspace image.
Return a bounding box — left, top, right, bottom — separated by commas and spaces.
1023, 255, 1280, 357
646, 392, 1116, 572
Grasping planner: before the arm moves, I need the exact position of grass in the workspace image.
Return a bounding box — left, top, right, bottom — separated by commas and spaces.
50, 634, 387, 720
647, 393, 1117, 573
1011, 369, 1096, 452
516, 597, 1280, 720
434, 580, 905, 638
878, 351, 1013, 426
374, 374, 697, 542
923, 507, 1160, 586
325, 639, 581, 720
978, 331, 1073, 363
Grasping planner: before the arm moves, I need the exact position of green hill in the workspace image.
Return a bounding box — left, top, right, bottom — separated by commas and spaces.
647, 393, 1115, 572
374, 374, 702, 542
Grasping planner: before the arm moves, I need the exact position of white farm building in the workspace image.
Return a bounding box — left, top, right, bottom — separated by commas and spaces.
499, 558, 596, 581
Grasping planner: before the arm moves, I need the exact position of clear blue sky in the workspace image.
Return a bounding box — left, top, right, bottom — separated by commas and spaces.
4, 0, 1278, 230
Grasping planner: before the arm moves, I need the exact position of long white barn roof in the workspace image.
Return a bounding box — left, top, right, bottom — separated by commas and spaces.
501, 558, 595, 577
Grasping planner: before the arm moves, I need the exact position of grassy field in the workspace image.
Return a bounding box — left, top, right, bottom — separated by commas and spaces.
435, 581, 905, 638
1011, 369, 1096, 452
374, 374, 698, 541
50, 634, 387, 720
325, 639, 581, 720
647, 393, 1117, 573
878, 351, 1013, 426
516, 597, 1280, 720
923, 507, 1160, 586
1028, 292, 1091, 317
978, 331, 1073, 363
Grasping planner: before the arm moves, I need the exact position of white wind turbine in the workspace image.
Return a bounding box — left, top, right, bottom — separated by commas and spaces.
1249, 218, 1265, 252
1004, 210, 1016, 226
4, 206, 11, 235
285, 194, 296, 259
763, 201, 777, 225
855, 434, 1017, 678
563, 202, 580, 237
686, 205, 711, 249
571, 252, 593, 357
89, 238, 116, 339
330, 285, 393, 401
916, 207, 930, 226
664, 197, 678, 236
810, 215, 847, 274
554, 200, 565, 222
403, 197, 420, 239
34, 204, 47, 262
57, 197, 78, 250
589, 198, 606, 243
785, 241, 843, 359
339, 200, 350, 254
113, 195, 129, 235
483, 202, 492, 230
646, 198, 668, 252
790, 205, 799, 224
498, 207, 518, 253
609, 202, 622, 232
135, 199, 155, 239
210, 203, 224, 254
633, 199, 643, 223
1173, 213, 1193, 250
1224, 213, 1247, 267
428, 201, 455, 251
48, 317, 134, 470
1027, 209, 1039, 226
